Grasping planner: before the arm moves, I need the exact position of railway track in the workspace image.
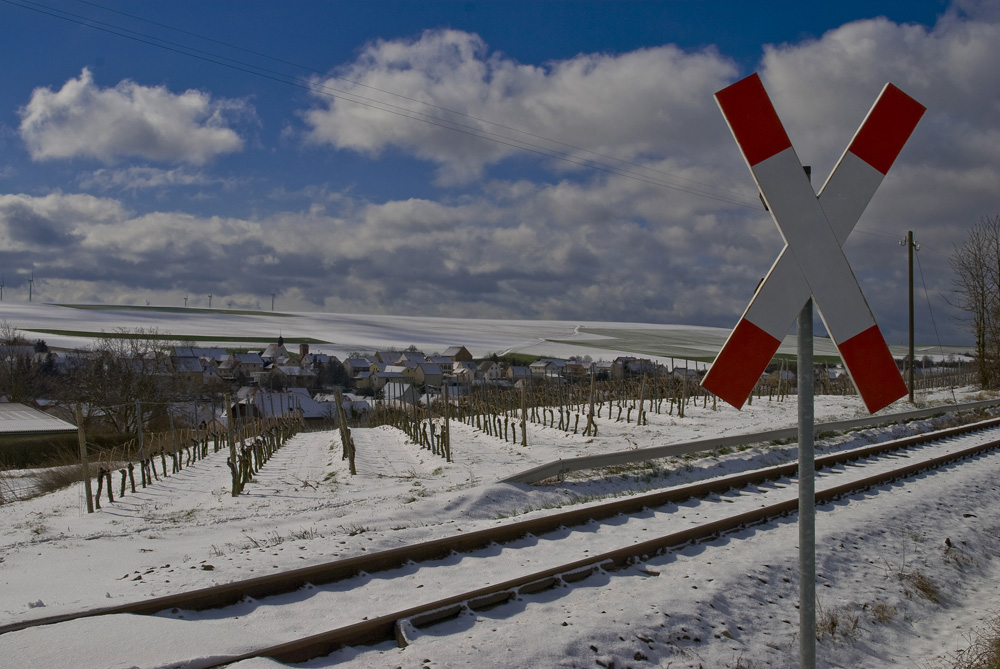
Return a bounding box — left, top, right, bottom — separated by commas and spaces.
5, 415, 1000, 667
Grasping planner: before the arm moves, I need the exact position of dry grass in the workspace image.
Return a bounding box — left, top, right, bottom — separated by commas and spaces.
0, 468, 14, 505
816, 602, 860, 641
34, 464, 84, 494
945, 614, 1000, 668
866, 601, 897, 624
900, 569, 941, 604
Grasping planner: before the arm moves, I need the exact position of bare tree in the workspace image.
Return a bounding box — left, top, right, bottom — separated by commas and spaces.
950, 215, 1000, 388
0, 321, 41, 403
67, 327, 180, 434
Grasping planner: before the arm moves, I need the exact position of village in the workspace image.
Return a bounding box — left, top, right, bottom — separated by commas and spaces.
3, 321, 964, 443
4, 331, 704, 432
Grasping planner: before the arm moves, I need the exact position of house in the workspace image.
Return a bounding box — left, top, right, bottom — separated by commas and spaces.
671, 366, 703, 380
414, 362, 444, 388
396, 350, 427, 366
315, 392, 373, 419
234, 352, 265, 376
383, 382, 421, 407
442, 346, 473, 362
266, 364, 317, 388
426, 355, 455, 373
170, 355, 206, 389
371, 370, 405, 391
343, 357, 374, 377
202, 364, 226, 388
219, 352, 265, 380
50, 350, 90, 376
173, 346, 227, 364
302, 352, 332, 370
354, 370, 373, 390
452, 363, 476, 384
475, 360, 502, 382
505, 365, 532, 383
261, 339, 290, 362
530, 358, 566, 380
593, 360, 619, 380
232, 386, 338, 425
620, 357, 658, 376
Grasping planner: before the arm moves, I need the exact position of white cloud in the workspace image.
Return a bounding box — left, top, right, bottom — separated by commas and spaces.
7, 8, 1000, 348
0, 192, 125, 251
18, 68, 252, 164
301, 29, 738, 184
78, 166, 231, 191
755, 8, 1000, 345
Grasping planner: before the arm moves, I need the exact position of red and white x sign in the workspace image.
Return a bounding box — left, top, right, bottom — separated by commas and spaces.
701, 74, 925, 414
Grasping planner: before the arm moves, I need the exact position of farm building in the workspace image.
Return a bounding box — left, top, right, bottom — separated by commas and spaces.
0, 402, 78, 467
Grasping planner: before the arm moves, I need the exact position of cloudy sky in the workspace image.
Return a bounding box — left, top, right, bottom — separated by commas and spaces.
0, 0, 996, 346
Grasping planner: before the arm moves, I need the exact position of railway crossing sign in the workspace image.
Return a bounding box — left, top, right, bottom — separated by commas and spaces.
701, 74, 925, 414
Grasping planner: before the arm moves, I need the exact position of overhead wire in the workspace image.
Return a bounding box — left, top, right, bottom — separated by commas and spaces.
2, 0, 763, 209
72, 0, 755, 205
914, 245, 957, 402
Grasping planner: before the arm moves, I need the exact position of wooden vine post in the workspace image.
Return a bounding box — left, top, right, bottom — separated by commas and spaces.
443, 383, 451, 462
334, 390, 356, 475
583, 372, 598, 437
224, 393, 240, 496
75, 404, 94, 513
519, 381, 528, 447
136, 400, 148, 487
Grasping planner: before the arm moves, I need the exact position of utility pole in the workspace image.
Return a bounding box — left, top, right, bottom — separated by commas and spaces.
901, 231, 919, 403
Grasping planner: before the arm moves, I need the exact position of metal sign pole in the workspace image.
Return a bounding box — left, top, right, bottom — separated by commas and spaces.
703, 72, 924, 669
798, 298, 816, 668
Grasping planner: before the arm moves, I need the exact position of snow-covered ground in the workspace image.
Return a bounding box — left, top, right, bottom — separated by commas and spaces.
0, 302, 972, 364
2, 384, 999, 668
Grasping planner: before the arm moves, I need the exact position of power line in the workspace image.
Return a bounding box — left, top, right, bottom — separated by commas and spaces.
3, 0, 762, 209
71, 0, 757, 206
914, 246, 957, 402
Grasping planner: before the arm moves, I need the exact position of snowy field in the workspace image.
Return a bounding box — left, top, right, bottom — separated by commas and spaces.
0, 302, 971, 364
2, 383, 1000, 668
0, 302, 992, 667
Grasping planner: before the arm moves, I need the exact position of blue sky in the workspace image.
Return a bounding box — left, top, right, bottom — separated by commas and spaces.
0, 0, 995, 347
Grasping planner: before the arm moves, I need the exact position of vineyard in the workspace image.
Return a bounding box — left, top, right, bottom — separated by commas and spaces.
71, 406, 303, 511
356, 364, 976, 464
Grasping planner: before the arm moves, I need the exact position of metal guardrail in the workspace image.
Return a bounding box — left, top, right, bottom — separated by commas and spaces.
501, 398, 1000, 484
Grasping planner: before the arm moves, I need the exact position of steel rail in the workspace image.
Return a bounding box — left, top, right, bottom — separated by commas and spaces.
3, 413, 999, 641
208, 427, 1000, 666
